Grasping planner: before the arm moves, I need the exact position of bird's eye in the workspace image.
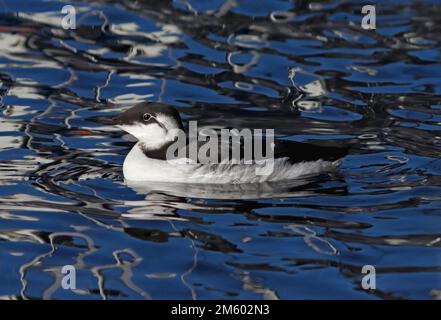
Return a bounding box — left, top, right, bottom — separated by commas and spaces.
143, 113, 152, 121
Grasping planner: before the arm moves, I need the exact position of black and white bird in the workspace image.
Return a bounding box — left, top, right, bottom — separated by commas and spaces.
113, 102, 348, 183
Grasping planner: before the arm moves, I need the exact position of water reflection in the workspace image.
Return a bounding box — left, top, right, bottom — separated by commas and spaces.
0, 0, 440, 299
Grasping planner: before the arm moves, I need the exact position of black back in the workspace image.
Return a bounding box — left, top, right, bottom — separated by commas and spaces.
143, 129, 348, 164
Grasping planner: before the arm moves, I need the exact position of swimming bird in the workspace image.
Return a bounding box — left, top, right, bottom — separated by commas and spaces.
113, 102, 348, 183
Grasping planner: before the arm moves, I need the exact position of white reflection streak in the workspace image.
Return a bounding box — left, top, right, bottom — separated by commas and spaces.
239, 272, 280, 300
42, 232, 97, 299
53, 66, 77, 90
63, 68, 113, 129
227, 51, 260, 74
215, 0, 238, 17
95, 70, 114, 102
68, 179, 129, 230
76, 10, 109, 33
20, 250, 52, 300
24, 92, 57, 154
285, 224, 339, 256
19, 232, 151, 299
91, 248, 151, 300
171, 223, 198, 300
19, 232, 96, 300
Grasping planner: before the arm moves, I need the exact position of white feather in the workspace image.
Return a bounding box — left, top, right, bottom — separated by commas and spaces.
123, 142, 339, 184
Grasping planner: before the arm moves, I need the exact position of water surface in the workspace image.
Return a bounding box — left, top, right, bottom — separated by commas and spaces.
0, 0, 441, 299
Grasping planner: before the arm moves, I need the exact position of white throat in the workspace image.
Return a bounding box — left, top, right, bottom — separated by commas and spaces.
118, 114, 181, 150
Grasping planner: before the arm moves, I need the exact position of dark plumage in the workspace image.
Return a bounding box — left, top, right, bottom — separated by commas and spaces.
113, 102, 184, 130
114, 102, 348, 164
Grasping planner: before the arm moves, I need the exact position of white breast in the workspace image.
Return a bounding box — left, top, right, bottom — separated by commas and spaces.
123, 142, 340, 184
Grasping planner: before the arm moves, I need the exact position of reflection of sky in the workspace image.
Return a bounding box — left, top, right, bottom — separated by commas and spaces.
0, 0, 440, 299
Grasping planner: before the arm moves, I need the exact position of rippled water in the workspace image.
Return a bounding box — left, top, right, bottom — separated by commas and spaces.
1, 0, 441, 300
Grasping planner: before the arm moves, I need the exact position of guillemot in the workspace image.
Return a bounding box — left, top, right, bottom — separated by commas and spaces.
113, 102, 348, 183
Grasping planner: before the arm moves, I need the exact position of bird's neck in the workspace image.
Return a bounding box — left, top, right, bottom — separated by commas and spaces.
137, 140, 176, 161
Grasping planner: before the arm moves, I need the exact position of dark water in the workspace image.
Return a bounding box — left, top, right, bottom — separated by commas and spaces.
0, 0, 441, 300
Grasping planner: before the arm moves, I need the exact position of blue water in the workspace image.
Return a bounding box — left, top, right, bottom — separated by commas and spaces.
0, 0, 441, 299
